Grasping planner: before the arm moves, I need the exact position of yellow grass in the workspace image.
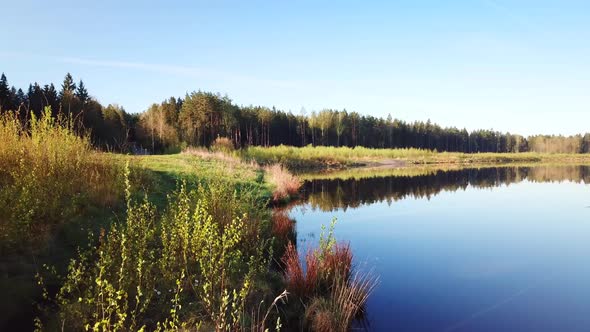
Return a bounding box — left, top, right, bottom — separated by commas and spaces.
264, 164, 302, 201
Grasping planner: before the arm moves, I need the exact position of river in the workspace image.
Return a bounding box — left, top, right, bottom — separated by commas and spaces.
287, 165, 590, 331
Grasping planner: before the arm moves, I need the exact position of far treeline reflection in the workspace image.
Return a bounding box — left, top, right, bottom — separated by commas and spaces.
300, 166, 590, 212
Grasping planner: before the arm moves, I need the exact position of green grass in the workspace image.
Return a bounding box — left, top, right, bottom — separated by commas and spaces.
108, 152, 273, 206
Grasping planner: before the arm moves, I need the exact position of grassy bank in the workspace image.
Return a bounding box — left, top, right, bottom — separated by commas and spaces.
1, 110, 373, 331
242, 145, 590, 172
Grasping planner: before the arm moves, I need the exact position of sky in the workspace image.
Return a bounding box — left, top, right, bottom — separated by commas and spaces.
1, 0, 590, 136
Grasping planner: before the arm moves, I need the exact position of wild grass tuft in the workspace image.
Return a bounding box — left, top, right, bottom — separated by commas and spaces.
305, 270, 377, 332
264, 164, 301, 202
280, 219, 377, 331
183, 146, 243, 165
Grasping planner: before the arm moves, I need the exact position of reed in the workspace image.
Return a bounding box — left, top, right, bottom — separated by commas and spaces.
280, 220, 376, 331
305, 270, 378, 332
281, 242, 317, 298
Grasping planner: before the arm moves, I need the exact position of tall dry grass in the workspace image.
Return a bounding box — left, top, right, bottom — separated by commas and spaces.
183, 146, 244, 164
244, 144, 590, 171
264, 164, 301, 202
210, 136, 235, 153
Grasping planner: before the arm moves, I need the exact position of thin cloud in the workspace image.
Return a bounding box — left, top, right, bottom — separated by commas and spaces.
57, 56, 297, 89
58, 56, 211, 76
0, 51, 298, 89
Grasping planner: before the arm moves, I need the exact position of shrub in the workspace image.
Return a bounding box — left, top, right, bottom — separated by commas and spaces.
160, 181, 270, 330
211, 136, 235, 153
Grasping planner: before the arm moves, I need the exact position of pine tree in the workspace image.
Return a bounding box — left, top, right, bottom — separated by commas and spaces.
76, 80, 89, 103
0, 73, 10, 111
9, 87, 17, 106
43, 84, 59, 115
15, 88, 26, 109
59, 72, 76, 99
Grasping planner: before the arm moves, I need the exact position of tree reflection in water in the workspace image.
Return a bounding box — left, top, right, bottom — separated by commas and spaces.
297, 165, 590, 212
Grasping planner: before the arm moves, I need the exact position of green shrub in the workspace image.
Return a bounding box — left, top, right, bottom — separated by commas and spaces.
41, 168, 275, 331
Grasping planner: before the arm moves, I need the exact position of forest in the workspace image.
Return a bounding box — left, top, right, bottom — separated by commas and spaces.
1, 72, 589, 155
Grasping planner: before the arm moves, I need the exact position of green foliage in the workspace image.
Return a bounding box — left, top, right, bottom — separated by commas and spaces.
318, 218, 337, 261
136, 100, 181, 153
53, 165, 158, 331
0, 107, 122, 251
4, 72, 590, 155
43, 168, 275, 331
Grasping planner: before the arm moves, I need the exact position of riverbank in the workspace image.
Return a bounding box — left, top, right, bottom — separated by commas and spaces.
241, 145, 590, 172
1, 111, 373, 331
0, 148, 262, 328
0, 112, 306, 330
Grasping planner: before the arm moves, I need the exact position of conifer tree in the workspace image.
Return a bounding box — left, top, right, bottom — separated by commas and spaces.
76, 80, 89, 103
0, 73, 10, 111
59, 72, 76, 99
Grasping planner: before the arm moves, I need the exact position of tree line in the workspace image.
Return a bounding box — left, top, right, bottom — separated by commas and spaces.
1, 72, 589, 154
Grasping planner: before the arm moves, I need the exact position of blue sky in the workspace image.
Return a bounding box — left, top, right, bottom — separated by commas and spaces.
2, 0, 589, 135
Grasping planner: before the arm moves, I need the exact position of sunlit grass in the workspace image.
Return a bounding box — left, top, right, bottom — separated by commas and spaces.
242, 145, 590, 172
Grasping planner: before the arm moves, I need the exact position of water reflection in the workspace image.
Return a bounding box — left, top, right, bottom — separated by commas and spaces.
300, 165, 590, 212
289, 165, 590, 331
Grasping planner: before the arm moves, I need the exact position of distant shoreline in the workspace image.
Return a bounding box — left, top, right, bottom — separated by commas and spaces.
240, 145, 590, 172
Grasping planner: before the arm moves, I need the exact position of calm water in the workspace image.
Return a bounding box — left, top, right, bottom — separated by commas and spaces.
287, 166, 590, 331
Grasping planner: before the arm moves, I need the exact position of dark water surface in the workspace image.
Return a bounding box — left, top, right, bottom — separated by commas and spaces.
288, 166, 590, 331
